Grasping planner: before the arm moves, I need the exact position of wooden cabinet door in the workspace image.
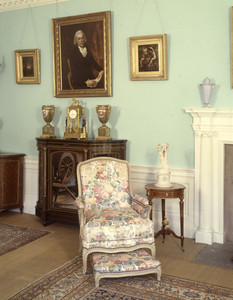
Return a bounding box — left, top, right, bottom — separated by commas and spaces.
49, 150, 84, 212
0, 154, 24, 212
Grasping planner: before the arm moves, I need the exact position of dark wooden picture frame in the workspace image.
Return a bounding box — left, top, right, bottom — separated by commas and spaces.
52, 11, 112, 98
14, 49, 40, 84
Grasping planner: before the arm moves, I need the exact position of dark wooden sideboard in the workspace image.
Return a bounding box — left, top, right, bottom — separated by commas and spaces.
35, 138, 127, 226
0, 153, 25, 213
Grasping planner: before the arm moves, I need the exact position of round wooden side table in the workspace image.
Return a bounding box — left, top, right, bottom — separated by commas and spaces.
145, 183, 186, 251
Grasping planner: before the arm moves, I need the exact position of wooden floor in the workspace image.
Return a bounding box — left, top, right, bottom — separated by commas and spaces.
0, 211, 233, 300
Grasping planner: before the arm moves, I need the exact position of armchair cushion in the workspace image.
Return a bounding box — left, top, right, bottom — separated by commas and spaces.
82, 207, 154, 249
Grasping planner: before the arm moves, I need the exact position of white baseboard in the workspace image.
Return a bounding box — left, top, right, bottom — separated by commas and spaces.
213, 232, 224, 244
23, 157, 38, 215
195, 230, 213, 245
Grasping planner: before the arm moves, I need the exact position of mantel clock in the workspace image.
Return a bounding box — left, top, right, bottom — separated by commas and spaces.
64, 98, 88, 140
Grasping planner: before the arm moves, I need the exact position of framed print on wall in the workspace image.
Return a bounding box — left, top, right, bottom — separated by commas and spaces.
14, 49, 40, 84
129, 34, 168, 81
52, 11, 112, 98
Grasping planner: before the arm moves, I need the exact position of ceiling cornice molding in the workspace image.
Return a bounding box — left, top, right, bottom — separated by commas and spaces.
0, 0, 69, 12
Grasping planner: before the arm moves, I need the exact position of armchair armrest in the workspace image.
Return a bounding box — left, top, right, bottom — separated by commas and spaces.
130, 193, 152, 219
75, 197, 85, 209
75, 197, 86, 229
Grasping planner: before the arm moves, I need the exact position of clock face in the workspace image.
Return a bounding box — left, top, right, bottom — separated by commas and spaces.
69, 109, 77, 119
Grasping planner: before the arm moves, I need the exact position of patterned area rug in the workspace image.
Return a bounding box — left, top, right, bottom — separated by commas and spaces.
0, 223, 51, 256
9, 256, 233, 300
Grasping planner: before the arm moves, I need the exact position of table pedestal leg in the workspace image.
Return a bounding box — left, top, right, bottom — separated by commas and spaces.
154, 197, 184, 251
147, 196, 153, 221
161, 199, 165, 242
179, 196, 184, 251
154, 199, 166, 241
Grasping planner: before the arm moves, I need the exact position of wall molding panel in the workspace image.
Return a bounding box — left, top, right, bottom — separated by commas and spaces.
23, 157, 39, 214
22, 157, 196, 239
0, 0, 69, 12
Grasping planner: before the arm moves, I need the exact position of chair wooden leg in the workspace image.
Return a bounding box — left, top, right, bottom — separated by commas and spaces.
151, 244, 156, 257
82, 249, 88, 274
79, 235, 82, 254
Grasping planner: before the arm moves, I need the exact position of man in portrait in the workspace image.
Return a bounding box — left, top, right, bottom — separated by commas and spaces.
67, 30, 104, 89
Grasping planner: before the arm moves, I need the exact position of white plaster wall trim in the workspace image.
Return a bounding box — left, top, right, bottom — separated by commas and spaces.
23, 156, 39, 214
22, 157, 196, 239
0, 0, 69, 12
130, 165, 194, 185
185, 108, 233, 133
185, 107, 233, 245
25, 156, 38, 169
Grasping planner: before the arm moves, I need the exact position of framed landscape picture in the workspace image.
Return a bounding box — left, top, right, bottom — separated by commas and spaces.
129, 34, 168, 81
14, 49, 40, 84
52, 11, 112, 98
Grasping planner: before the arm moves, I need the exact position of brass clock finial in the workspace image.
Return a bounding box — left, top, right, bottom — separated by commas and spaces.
72, 98, 80, 106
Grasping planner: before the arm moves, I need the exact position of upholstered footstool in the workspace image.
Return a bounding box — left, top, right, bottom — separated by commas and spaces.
92, 249, 161, 288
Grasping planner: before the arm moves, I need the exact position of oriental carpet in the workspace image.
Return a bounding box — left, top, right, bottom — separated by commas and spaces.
0, 223, 51, 256
9, 256, 233, 299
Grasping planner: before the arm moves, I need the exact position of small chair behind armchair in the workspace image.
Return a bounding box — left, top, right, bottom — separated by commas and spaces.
75, 157, 156, 274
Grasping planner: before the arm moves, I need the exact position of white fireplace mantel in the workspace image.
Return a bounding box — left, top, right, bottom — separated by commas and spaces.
185, 108, 233, 244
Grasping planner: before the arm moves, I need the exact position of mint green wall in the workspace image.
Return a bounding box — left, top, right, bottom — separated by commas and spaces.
0, 0, 232, 168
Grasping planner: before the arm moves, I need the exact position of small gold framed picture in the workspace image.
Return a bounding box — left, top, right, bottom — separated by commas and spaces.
129, 34, 168, 81
14, 49, 40, 84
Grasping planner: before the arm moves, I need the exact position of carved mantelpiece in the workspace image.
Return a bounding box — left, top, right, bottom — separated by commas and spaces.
185, 108, 233, 244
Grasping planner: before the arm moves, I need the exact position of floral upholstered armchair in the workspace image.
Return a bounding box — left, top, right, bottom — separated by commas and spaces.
75, 157, 155, 274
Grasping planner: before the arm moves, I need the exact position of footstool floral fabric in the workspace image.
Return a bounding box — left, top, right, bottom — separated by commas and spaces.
92, 249, 161, 287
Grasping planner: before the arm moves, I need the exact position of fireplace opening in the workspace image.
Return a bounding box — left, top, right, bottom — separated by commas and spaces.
224, 144, 233, 242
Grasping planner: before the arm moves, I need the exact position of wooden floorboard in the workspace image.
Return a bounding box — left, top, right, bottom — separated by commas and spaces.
0, 211, 232, 300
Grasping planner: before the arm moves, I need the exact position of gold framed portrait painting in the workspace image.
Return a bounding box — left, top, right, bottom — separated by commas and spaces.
14, 49, 40, 84
52, 11, 112, 98
129, 34, 168, 81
